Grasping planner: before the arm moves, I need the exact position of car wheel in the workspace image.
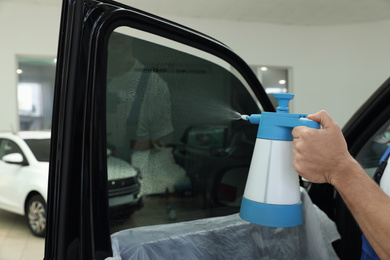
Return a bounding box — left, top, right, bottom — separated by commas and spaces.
25, 194, 46, 237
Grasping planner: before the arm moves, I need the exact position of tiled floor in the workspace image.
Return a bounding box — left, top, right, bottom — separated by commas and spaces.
0, 210, 44, 260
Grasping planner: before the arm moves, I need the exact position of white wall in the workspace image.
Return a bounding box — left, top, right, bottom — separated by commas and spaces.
0, 1, 389, 131
0, 2, 61, 131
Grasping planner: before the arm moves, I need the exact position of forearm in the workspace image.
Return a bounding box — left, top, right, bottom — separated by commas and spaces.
332, 159, 390, 259
292, 110, 390, 258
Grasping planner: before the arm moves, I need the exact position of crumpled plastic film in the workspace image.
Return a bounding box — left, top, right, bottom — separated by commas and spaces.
106, 188, 340, 260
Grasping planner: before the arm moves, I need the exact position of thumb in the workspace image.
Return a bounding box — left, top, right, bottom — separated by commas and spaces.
307, 110, 336, 130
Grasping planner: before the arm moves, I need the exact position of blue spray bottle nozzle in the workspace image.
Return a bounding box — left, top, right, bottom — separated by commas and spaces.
240, 114, 249, 121
242, 114, 261, 124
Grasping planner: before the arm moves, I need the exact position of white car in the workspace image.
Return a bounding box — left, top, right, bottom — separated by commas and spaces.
0, 131, 142, 237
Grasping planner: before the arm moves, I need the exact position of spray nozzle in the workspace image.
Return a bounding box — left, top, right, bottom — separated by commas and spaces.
240, 114, 261, 124
240, 114, 249, 120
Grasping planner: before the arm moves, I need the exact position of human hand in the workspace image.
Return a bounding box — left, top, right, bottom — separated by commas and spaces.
292, 110, 354, 184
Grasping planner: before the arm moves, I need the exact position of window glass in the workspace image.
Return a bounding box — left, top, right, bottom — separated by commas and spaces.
24, 139, 51, 162
106, 27, 261, 233
0, 139, 24, 159
356, 119, 390, 178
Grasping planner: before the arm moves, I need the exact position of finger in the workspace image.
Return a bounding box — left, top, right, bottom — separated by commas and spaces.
307, 110, 335, 129
292, 138, 300, 154
292, 126, 306, 138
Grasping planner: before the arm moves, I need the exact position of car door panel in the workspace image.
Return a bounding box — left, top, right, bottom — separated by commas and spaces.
46, 1, 274, 259
0, 161, 22, 211
0, 139, 27, 213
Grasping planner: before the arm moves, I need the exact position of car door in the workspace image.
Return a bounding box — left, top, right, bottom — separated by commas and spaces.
0, 138, 27, 211
45, 1, 274, 259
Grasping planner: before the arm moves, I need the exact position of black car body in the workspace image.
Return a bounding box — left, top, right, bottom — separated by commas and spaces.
45, 0, 390, 259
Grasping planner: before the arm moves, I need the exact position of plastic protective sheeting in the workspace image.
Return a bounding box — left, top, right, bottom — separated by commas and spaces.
107, 188, 340, 260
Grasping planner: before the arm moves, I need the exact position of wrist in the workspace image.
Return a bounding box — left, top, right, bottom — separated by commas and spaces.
328, 156, 362, 187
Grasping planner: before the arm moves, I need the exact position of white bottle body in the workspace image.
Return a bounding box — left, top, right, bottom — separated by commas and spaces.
243, 138, 300, 205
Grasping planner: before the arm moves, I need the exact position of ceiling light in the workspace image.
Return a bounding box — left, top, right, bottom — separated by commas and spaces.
260, 67, 268, 71
16, 69, 23, 74
279, 80, 286, 85
53, 58, 57, 63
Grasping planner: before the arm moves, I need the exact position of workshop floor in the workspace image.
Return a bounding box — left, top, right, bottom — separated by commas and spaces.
0, 209, 44, 260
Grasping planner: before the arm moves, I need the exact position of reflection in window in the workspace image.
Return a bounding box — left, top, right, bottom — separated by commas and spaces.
356, 119, 390, 178
106, 27, 261, 233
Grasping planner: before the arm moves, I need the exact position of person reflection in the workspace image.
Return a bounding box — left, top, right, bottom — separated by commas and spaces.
106, 32, 189, 196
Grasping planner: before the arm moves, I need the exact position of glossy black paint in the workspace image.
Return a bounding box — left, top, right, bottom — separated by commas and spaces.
45, 0, 111, 259
45, 0, 274, 259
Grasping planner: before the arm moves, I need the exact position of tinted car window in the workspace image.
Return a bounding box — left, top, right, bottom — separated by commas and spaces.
106, 27, 261, 233
0, 139, 24, 158
24, 139, 51, 162
356, 119, 390, 177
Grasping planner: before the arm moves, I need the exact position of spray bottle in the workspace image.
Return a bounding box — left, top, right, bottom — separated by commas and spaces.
239, 93, 320, 227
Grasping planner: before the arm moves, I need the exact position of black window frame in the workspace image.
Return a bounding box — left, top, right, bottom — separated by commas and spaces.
46, 1, 274, 259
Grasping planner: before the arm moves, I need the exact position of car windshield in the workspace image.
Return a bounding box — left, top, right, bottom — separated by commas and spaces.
24, 138, 51, 162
